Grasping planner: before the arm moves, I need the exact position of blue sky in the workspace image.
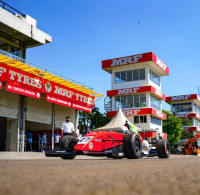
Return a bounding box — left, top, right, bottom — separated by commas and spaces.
6, 0, 200, 112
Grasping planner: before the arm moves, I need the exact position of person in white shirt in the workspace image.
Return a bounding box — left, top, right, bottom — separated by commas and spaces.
61, 116, 75, 136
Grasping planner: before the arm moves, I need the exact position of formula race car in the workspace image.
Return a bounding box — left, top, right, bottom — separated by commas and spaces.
45, 130, 170, 159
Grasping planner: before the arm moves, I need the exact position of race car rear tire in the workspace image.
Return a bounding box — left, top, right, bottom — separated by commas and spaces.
157, 139, 170, 158
59, 136, 78, 160
123, 133, 142, 159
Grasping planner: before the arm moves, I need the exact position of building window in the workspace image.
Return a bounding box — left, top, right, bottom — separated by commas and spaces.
121, 71, 127, 83
171, 102, 192, 114
127, 95, 133, 108
182, 118, 193, 126
150, 96, 161, 110
194, 118, 198, 127
193, 103, 198, 113
114, 68, 145, 83
134, 115, 147, 123
134, 94, 140, 107
115, 94, 147, 109
140, 94, 146, 107
150, 116, 161, 126
127, 70, 132, 81
149, 69, 160, 86
115, 72, 121, 83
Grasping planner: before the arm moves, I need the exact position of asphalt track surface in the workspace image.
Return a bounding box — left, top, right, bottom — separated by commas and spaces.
0, 155, 200, 195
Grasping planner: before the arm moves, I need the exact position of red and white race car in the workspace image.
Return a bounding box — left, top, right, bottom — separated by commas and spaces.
45, 130, 170, 159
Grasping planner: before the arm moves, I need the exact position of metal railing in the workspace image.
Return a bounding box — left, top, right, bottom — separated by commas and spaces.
0, 49, 94, 90
0, 0, 25, 17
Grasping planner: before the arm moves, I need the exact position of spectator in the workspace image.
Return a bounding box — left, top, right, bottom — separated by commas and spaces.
61, 116, 75, 137
27, 129, 33, 152
124, 120, 130, 131
76, 126, 82, 139
41, 132, 47, 151
86, 126, 91, 134
54, 130, 61, 148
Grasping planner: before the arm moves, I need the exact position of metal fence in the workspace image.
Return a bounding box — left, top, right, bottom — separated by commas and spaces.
0, 0, 25, 17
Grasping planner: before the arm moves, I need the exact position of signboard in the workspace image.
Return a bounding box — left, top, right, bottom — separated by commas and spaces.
107, 108, 167, 120
44, 80, 95, 108
166, 94, 200, 102
72, 102, 92, 113
0, 63, 43, 92
175, 113, 200, 121
6, 83, 41, 99
183, 127, 200, 131
0, 81, 2, 89
102, 52, 169, 75
0, 62, 96, 111
46, 95, 71, 108
107, 86, 166, 100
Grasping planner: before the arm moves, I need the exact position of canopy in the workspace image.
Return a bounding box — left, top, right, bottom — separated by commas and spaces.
0, 49, 103, 97
96, 108, 141, 133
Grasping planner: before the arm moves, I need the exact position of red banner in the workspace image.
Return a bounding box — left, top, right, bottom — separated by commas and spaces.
0, 62, 95, 111
183, 127, 200, 131
43, 80, 95, 108
166, 94, 200, 102
102, 52, 169, 75
6, 83, 41, 99
175, 113, 200, 121
0, 81, 2, 89
46, 95, 71, 108
107, 85, 166, 100
72, 102, 92, 113
107, 108, 166, 120
0, 63, 43, 92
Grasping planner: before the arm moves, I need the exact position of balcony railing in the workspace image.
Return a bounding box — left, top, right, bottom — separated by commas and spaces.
0, 0, 25, 17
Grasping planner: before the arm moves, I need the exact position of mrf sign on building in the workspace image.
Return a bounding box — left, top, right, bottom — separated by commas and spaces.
102, 52, 169, 133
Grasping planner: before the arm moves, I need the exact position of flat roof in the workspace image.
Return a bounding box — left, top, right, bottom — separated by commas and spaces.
0, 4, 52, 48
0, 49, 103, 98
166, 94, 200, 107
102, 52, 169, 76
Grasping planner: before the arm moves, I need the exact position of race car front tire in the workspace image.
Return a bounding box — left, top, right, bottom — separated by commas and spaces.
157, 139, 170, 158
61, 154, 76, 160
59, 136, 78, 149
123, 133, 142, 159
59, 136, 78, 160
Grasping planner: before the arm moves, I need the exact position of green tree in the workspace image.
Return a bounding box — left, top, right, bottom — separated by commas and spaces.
162, 110, 183, 145
79, 107, 111, 132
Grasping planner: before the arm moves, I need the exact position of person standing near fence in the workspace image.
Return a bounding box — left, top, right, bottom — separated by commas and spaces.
27, 129, 33, 152
41, 132, 47, 151
54, 130, 61, 147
